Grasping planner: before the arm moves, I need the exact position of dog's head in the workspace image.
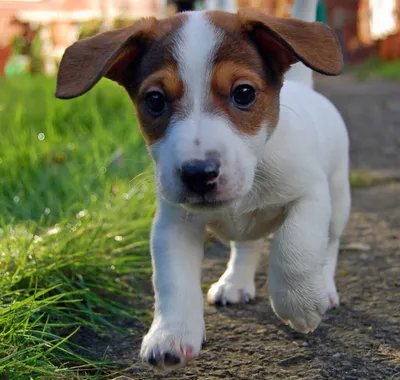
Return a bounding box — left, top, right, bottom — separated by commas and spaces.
56, 9, 342, 210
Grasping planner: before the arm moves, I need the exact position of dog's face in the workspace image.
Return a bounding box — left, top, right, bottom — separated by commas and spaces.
136, 12, 283, 208
56, 10, 342, 209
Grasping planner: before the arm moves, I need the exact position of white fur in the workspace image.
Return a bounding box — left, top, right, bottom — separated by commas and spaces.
139, 200, 206, 371
141, 4, 350, 371
150, 12, 266, 206
207, 240, 262, 304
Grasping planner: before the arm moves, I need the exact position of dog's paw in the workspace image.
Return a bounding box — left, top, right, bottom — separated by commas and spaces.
269, 276, 329, 334
140, 321, 204, 372
207, 274, 255, 305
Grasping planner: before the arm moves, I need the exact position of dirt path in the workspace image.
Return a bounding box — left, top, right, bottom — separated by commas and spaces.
103, 75, 400, 379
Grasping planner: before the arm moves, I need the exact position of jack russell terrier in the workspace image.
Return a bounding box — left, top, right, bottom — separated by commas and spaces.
56, 0, 350, 372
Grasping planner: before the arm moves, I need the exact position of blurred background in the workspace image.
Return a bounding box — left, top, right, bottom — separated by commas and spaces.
0, 0, 400, 76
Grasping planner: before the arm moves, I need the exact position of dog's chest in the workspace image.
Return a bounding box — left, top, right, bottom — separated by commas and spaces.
207, 206, 285, 242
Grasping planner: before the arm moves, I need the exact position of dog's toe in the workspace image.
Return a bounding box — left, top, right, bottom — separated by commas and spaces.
142, 343, 194, 371
145, 351, 185, 370
239, 288, 251, 304
147, 353, 160, 366
163, 353, 182, 366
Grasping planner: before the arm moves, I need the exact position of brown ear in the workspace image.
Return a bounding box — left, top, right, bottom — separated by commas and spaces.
55, 18, 157, 99
238, 8, 343, 76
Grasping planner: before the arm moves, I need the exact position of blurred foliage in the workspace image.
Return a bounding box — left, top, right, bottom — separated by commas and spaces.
113, 17, 135, 29
11, 35, 26, 56
7, 27, 43, 75
78, 18, 137, 40
353, 57, 400, 81
78, 19, 103, 40
30, 27, 43, 74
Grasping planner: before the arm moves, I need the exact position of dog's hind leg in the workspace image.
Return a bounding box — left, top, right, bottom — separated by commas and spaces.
207, 240, 263, 305
324, 167, 351, 308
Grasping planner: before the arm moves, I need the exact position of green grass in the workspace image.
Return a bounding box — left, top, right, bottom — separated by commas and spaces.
0, 76, 155, 378
352, 57, 400, 81
350, 169, 400, 188
350, 170, 379, 188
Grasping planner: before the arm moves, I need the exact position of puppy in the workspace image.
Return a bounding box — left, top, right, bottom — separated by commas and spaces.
56, 0, 350, 372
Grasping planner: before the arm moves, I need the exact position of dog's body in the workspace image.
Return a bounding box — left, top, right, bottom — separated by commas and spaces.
56, 0, 350, 372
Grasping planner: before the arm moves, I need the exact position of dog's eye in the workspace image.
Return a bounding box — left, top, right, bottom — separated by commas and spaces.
145, 91, 166, 116
231, 84, 256, 110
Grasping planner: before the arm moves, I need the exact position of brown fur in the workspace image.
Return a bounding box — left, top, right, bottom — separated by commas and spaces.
55, 9, 343, 143
210, 61, 279, 135
55, 18, 158, 99
138, 67, 183, 100
206, 11, 288, 135
56, 13, 188, 100
237, 8, 343, 75
134, 65, 184, 143
128, 15, 187, 144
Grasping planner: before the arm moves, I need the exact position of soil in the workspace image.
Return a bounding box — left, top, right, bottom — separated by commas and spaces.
82, 74, 400, 379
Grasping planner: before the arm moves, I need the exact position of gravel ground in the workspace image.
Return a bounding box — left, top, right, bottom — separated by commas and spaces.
86, 75, 400, 379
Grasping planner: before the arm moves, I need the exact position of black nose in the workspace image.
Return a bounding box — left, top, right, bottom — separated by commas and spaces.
180, 159, 220, 194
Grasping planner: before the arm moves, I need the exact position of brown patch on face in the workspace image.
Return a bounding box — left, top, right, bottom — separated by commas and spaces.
208, 10, 289, 81
210, 60, 280, 135
206, 15, 282, 136
138, 67, 183, 100
207, 10, 240, 34
212, 62, 266, 95
204, 9, 343, 136
133, 65, 184, 144
123, 13, 188, 144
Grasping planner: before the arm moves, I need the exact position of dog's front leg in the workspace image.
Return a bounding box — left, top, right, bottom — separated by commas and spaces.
140, 199, 205, 371
207, 240, 263, 305
268, 182, 331, 333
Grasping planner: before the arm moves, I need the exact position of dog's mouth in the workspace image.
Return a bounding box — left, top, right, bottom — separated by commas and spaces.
182, 200, 228, 212
178, 194, 232, 212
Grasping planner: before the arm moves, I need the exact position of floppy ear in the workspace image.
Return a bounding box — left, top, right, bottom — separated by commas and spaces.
55, 18, 157, 99
238, 8, 343, 76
